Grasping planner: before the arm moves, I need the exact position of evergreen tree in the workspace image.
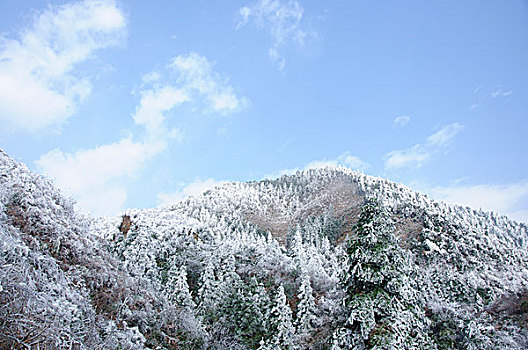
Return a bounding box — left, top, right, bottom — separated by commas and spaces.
221, 254, 242, 291
290, 227, 304, 257
167, 265, 196, 313
223, 277, 271, 348
267, 284, 295, 349
295, 273, 317, 343
197, 259, 222, 315
336, 199, 435, 349
295, 273, 317, 331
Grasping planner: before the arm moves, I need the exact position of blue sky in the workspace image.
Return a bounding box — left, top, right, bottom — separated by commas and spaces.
1, 0, 527, 221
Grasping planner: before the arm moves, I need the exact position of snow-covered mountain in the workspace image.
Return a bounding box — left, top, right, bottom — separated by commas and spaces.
1, 149, 527, 349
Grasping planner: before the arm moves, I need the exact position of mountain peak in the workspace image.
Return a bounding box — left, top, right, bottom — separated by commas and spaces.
2, 150, 528, 349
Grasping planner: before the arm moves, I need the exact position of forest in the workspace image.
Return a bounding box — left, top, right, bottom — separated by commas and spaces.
1, 149, 527, 349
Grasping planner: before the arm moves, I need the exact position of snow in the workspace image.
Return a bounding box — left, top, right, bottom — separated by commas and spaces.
1, 150, 528, 349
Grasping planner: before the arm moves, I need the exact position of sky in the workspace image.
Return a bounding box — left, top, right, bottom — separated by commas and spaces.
1, 0, 527, 222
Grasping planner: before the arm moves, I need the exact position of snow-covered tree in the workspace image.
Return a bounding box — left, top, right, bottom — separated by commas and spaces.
337, 199, 434, 349
167, 265, 196, 312
266, 284, 295, 349
3, 150, 528, 349
295, 273, 317, 344
197, 259, 223, 315
218, 277, 271, 348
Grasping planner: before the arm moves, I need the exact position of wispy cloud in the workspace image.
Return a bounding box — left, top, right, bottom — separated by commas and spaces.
469, 102, 481, 110
133, 52, 249, 141
237, 0, 311, 70
38, 53, 247, 215
428, 180, 528, 223
393, 115, 410, 127
0, 0, 126, 132
157, 178, 229, 206
384, 123, 463, 170
490, 88, 513, 98
133, 86, 189, 136
470, 85, 513, 110
264, 151, 369, 179
168, 53, 249, 114
278, 137, 295, 152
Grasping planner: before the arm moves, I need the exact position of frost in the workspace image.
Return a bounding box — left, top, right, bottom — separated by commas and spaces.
425, 238, 447, 254
1, 150, 528, 349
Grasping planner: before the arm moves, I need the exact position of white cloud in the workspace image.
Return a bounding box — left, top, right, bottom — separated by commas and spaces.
306, 153, 369, 171
428, 180, 528, 223
426, 123, 463, 147
78, 186, 127, 218
0, 0, 125, 132
394, 115, 410, 127
384, 123, 463, 170
508, 210, 528, 223
36, 138, 158, 216
470, 86, 513, 110
37, 52, 245, 215
131, 53, 247, 144
133, 53, 248, 136
142, 71, 161, 84
169, 53, 249, 114
37, 138, 156, 192
491, 88, 513, 98
131, 53, 248, 139
237, 0, 310, 70
384, 146, 431, 170
157, 178, 229, 206
133, 86, 189, 135
264, 152, 369, 179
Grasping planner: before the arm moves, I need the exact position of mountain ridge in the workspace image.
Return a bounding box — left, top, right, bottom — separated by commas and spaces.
1, 149, 528, 349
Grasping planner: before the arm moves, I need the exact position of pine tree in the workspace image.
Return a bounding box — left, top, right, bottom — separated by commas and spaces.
295, 273, 317, 342
197, 260, 222, 315
167, 264, 206, 345
288, 226, 302, 252
267, 284, 295, 349
221, 254, 241, 292
336, 199, 435, 349
225, 277, 271, 348
167, 265, 195, 313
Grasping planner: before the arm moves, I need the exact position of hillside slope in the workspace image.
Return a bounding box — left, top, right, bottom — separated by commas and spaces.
2, 150, 528, 349
0, 151, 172, 349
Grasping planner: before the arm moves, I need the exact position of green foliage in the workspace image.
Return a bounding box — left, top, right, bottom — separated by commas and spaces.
429, 313, 460, 350
262, 284, 295, 349
338, 199, 435, 349
295, 273, 317, 341
286, 212, 343, 252
219, 277, 271, 348
4, 151, 528, 349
